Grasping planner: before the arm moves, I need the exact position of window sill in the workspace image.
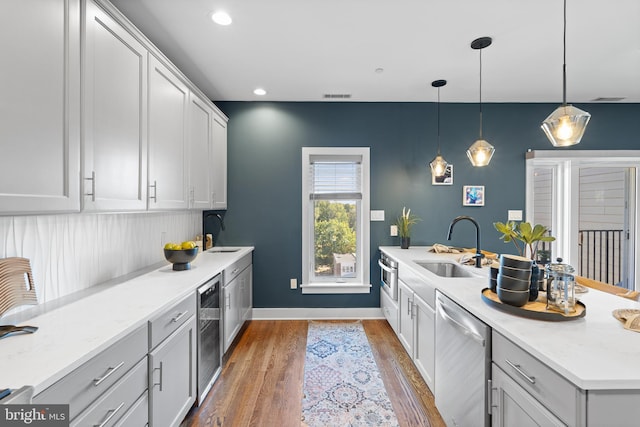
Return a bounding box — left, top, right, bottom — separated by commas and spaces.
300, 283, 372, 295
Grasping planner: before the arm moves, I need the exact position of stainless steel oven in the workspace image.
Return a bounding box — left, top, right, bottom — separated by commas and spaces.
197, 274, 222, 405
378, 252, 398, 301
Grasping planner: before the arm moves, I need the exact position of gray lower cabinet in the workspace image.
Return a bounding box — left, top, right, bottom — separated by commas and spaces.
71, 357, 147, 427
396, 279, 435, 392
222, 254, 252, 353
148, 314, 197, 427
491, 364, 564, 427
33, 324, 148, 423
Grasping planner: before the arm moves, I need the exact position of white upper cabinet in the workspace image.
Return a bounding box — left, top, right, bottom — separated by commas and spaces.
0, 0, 80, 214
187, 93, 214, 209
211, 113, 228, 210
83, 0, 148, 211
147, 55, 189, 210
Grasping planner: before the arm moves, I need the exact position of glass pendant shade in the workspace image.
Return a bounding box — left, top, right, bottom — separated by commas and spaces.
541, 104, 591, 147
466, 139, 495, 167
430, 154, 448, 177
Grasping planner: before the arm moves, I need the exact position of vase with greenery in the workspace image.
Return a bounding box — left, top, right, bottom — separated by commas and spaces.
397, 207, 420, 249
493, 221, 555, 260
494, 221, 556, 299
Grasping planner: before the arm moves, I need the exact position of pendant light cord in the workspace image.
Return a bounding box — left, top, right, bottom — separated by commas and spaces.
562, 0, 567, 106
437, 87, 441, 154
479, 48, 483, 139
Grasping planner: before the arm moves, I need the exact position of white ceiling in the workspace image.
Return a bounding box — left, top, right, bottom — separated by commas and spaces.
110, 0, 640, 103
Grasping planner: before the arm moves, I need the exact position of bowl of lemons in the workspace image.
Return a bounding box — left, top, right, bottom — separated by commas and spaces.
164, 241, 198, 271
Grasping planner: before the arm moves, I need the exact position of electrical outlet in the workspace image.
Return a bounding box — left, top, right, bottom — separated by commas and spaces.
390, 225, 398, 236
290, 278, 297, 289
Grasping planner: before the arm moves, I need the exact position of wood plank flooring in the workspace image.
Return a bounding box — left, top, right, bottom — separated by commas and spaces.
181, 320, 445, 427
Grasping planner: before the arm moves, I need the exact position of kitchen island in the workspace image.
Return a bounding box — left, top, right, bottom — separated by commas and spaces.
380, 246, 640, 426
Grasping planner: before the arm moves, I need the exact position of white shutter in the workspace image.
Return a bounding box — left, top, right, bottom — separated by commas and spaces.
309, 156, 362, 200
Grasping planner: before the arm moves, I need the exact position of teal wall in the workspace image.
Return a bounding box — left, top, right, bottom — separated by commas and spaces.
215, 101, 640, 308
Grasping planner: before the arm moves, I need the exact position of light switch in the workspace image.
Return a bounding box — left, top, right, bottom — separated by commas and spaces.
290, 278, 297, 289
508, 210, 523, 221
371, 210, 385, 221
390, 225, 398, 236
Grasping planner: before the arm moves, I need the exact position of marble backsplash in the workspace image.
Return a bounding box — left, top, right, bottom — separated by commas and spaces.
0, 211, 201, 312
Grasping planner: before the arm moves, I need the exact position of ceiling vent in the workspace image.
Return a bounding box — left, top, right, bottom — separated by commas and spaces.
323, 93, 352, 99
591, 97, 625, 102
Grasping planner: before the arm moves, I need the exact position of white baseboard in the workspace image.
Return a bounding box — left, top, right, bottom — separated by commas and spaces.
251, 307, 384, 320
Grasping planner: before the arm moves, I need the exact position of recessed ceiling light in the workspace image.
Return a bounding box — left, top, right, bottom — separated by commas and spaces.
253, 88, 267, 96
375, 68, 384, 74
211, 11, 232, 26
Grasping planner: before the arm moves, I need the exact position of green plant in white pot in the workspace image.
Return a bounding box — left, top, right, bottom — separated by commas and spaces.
396, 207, 421, 249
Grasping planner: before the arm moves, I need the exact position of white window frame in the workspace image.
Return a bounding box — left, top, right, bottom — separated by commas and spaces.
301, 147, 371, 294
526, 150, 639, 290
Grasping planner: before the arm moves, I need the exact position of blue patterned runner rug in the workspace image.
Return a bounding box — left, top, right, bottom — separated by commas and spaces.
301, 321, 399, 426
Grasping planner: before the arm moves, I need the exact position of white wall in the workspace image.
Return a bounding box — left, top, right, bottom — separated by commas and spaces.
0, 211, 201, 312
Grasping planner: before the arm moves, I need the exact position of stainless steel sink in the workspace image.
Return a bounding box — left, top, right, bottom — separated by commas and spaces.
207, 247, 241, 253
414, 261, 475, 278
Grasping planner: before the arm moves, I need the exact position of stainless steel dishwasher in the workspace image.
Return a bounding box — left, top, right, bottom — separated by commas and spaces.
435, 291, 491, 427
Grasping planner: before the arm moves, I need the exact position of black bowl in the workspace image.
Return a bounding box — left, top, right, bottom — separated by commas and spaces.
489, 263, 500, 292
499, 265, 532, 281
497, 286, 529, 307
164, 247, 198, 271
500, 254, 533, 270
497, 273, 530, 291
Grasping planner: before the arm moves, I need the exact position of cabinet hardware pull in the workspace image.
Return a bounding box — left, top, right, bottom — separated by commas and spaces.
94, 402, 125, 427
149, 180, 157, 202
84, 171, 96, 201
171, 311, 187, 323
231, 268, 239, 275
505, 359, 536, 384
93, 361, 125, 386
436, 299, 485, 346
226, 294, 231, 310
153, 362, 164, 391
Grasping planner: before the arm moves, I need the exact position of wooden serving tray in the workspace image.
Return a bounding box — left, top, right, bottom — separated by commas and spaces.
481, 288, 586, 321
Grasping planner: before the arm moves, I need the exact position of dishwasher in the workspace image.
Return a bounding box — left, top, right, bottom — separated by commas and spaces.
435, 291, 491, 427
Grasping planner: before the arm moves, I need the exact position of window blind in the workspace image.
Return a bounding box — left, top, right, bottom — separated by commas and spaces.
309, 157, 362, 200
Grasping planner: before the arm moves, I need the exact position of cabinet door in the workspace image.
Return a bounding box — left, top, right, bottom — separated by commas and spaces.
211, 113, 228, 209
0, 0, 80, 214
491, 365, 565, 427
188, 92, 213, 209
83, 0, 148, 211
239, 266, 252, 322
397, 280, 414, 355
413, 294, 435, 393
222, 278, 241, 352
148, 55, 189, 210
149, 315, 196, 427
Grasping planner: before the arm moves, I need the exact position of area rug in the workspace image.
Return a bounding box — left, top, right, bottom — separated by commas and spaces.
301, 321, 399, 427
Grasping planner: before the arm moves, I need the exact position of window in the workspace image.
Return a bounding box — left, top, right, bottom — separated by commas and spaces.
301, 147, 371, 294
526, 150, 639, 290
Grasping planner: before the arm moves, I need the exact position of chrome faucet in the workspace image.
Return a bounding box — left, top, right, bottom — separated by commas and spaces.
447, 215, 483, 268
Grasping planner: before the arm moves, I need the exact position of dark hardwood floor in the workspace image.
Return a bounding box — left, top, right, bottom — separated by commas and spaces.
182, 319, 445, 427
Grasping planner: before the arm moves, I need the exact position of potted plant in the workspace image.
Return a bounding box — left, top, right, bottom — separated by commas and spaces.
493, 221, 555, 260
396, 207, 420, 249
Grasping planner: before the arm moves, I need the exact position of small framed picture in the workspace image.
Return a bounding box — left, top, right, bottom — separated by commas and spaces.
463, 185, 485, 206
432, 164, 453, 185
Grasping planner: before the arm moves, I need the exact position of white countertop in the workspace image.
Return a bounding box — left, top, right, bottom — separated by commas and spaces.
380, 246, 640, 391
0, 247, 254, 394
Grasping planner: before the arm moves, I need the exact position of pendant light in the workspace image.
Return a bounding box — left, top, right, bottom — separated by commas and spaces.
467, 36, 495, 167
541, 0, 590, 147
429, 79, 448, 178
